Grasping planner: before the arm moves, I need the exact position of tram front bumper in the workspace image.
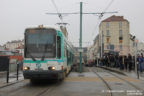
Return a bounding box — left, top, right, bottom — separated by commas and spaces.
23, 70, 64, 79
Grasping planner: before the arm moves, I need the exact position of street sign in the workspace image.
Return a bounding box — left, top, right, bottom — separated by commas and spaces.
78, 48, 84, 52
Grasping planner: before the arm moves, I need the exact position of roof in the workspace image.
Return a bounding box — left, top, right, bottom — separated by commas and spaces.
16, 45, 24, 49
25, 25, 62, 32
102, 15, 128, 22
0, 55, 23, 61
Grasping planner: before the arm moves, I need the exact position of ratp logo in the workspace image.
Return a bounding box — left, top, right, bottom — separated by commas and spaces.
36, 61, 41, 68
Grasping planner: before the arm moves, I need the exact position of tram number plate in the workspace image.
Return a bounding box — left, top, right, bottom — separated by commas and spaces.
35, 68, 43, 70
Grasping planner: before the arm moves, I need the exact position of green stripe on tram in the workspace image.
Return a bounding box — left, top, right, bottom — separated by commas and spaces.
24, 59, 64, 63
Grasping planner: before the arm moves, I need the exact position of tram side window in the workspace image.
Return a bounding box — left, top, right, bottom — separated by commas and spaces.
57, 36, 61, 58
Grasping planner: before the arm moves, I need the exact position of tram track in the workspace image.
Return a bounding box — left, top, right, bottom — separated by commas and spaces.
35, 81, 62, 96
98, 67, 144, 94
91, 67, 144, 95
0, 79, 63, 96
88, 67, 113, 96
36, 87, 51, 96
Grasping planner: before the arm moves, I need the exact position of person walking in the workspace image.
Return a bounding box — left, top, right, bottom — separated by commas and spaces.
137, 54, 143, 72
128, 54, 132, 71
107, 55, 110, 67
115, 54, 119, 68
140, 53, 144, 72
119, 56, 124, 70
111, 55, 115, 67
142, 53, 144, 72
124, 56, 128, 71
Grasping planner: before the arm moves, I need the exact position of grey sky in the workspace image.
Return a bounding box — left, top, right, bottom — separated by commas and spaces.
0, 0, 144, 47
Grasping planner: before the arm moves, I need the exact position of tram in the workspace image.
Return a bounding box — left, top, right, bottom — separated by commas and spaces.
23, 25, 75, 80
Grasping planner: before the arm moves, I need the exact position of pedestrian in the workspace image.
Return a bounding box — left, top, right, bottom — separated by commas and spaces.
128, 54, 132, 71
137, 54, 143, 72
124, 56, 128, 71
107, 55, 110, 67
141, 53, 144, 72
115, 54, 119, 68
110, 54, 115, 67
105, 55, 110, 67
94, 59, 97, 67
119, 56, 124, 70
132, 56, 135, 70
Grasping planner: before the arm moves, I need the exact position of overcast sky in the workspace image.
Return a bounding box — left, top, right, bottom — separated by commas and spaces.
0, 0, 144, 47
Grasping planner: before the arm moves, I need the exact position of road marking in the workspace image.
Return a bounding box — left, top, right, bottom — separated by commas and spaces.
65, 77, 100, 82
103, 77, 123, 82
123, 77, 140, 82
65, 77, 140, 82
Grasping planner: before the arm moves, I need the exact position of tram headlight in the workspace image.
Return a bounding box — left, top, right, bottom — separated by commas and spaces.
23, 66, 30, 70
48, 66, 55, 70
51, 66, 55, 70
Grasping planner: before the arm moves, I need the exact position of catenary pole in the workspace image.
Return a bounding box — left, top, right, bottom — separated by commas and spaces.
135, 39, 139, 79
79, 2, 83, 73
46, 2, 118, 73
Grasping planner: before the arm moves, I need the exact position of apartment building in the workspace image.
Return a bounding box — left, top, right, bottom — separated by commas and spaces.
99, 15, 130, 56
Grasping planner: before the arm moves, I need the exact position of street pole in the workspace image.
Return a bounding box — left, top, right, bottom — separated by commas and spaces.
6, 57, 9, 83
17, 63, 19, 80
101, 31, 104, 58
79, 2, 83, 73
135, 39, 139, 79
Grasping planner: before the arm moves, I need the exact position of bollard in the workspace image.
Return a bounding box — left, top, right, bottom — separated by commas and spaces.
6, 62, 9, 83
17, 63, 19, 80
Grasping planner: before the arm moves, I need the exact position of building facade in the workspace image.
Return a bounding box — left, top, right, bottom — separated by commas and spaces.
5, 40, 24, 50
137, 42, 144, 55
99, 15, 130, 56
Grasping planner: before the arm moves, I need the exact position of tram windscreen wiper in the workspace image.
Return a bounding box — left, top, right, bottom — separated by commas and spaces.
41, 44, 49, 61
26, 48, 36, 61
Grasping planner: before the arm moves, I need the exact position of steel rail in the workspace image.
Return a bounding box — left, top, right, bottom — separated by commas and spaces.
102, 68, 144, 94
88, 68, 113, 96
36, 81, 63, 96
36, 87, 52, 96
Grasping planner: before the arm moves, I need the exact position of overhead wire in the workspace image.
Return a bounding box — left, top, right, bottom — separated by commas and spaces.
51, 0, 63, 21
89, 0, 115, 46
103, 0, 114, 13
51, 0, 76, 47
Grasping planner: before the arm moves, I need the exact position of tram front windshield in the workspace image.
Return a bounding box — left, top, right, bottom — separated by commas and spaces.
25, 29, 56, 58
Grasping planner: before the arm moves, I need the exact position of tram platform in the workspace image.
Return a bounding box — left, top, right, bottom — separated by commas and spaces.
100, 66, 144, 80
0, 71, 23, 88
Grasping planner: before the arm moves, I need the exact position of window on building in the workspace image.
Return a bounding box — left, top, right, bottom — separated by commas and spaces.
110, 45, 114, 51
119, 30, 122, 37
106, 22, 109, 28
119, 22, 122, 28
119, 45, 122, 50
106, 30, 110, 36
119, 36, 123, 43
106, 37, 110, 43
107, 45, 110, 49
